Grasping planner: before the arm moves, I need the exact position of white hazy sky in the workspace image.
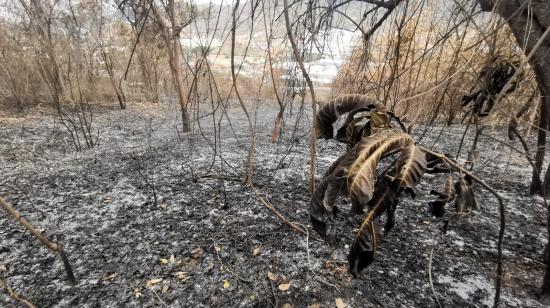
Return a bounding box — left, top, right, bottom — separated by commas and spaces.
192, 0, 227, 5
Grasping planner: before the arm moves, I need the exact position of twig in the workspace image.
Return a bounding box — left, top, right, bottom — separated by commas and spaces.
300, 222, 341, 292
0, 278, 36, 308
151, 288, 168, 307
0, 197, 76, 284
212, 240, 253, 283
428, 232, 443, 308
249, 184, 307, 235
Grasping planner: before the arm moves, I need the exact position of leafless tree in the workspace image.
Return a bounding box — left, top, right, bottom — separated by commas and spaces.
151, 0, 195, 132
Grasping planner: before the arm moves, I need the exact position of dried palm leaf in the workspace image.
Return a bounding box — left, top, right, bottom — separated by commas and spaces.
347, 131, 414, 207
316, 94, 384, 139
348, 177, 398, 277
394, 145, 427, 189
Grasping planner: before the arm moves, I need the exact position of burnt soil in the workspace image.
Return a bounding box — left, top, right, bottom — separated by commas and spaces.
1, 100, 549, 307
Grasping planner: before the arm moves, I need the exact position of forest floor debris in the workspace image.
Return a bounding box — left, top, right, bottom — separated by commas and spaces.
0, 100, 548, 307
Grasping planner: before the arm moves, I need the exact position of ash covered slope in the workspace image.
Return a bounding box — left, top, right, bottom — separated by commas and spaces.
0, 101, 548, 307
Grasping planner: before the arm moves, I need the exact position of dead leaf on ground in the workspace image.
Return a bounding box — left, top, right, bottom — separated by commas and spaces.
335, 298, 346, 308
308, 304, 321, 308
146, 278, 163, 287
281, 304, 293, 308
278, 283, 291, 291
253, 246, 261, 256
267, 271, 276, 281
161, 284, 170, 294
134, 288, 142, 299
161, 254, 176, 265
174, 271, 189, 282
223, 279, 230, 289
102, 273, 117, 281
0, 264, 6, 272
191, 247, 204, 259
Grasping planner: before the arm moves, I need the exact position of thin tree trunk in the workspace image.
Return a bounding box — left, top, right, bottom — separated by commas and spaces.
231, 0, 255, 185
152, 0, 191, 132
170, 47, 191, 132
530, 98, 547, 195
282, 0, 318, 192
539, 80, 550, 301
531, 65, 550, 195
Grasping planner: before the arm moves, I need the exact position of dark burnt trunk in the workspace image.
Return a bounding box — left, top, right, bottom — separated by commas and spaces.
530, 97, 547, 195
476, 0, 550, 300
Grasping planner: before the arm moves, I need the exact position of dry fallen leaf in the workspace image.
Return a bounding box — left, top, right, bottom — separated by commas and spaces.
160, 258, 169, 265
134, 288, 142, 299
253, 246, 261, 256
161, 284, 170, 294
281, 304, 293, 308
335, 298, 346, 308
214, 245, 221, 252
308, 304, 321, 308
169, 254, 176, 263
191, 247, 204, 259
223, 280, 230, 289
278, 283, 291, 291
0, 264, 6, 272
146, 278, 163, 287
267, 271, 276, 281
102, 273, 117, 281
174, 271, 189, 281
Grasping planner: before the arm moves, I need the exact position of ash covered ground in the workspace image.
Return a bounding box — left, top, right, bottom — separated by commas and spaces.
0, 100, 549, 307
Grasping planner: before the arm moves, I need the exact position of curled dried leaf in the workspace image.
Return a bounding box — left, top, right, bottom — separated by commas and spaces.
278, 283, 291, 291
316, 94, 383, 139
348, 178, 397, 276
347, 131, 413, 206
394, 145, 427, 189
134, 287, 142, 299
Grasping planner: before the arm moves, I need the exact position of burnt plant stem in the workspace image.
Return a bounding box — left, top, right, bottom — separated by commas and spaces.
0, 197, 76, 284
283, 0, 318, 192
231, 0, 256, 186
419, 147, 504, 308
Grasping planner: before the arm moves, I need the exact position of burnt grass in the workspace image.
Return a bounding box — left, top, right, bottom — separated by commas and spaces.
0, 100, 549, 307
